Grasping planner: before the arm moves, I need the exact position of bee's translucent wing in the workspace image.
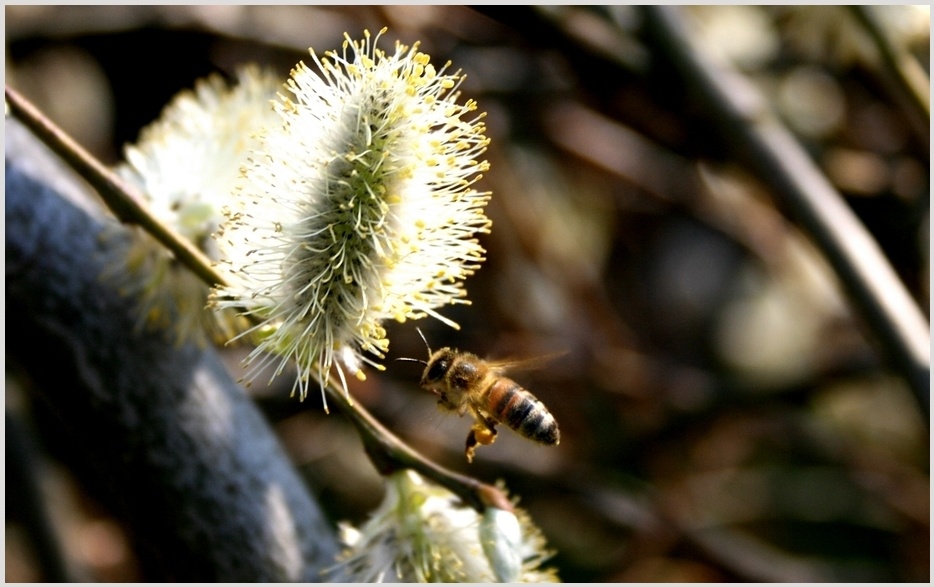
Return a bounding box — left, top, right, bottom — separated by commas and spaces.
485, 351, 568, 375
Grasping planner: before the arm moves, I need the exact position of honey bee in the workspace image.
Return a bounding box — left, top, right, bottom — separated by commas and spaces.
399, 332, 560, 463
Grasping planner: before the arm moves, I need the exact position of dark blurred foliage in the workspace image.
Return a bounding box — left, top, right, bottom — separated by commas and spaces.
6, 5, 929, 582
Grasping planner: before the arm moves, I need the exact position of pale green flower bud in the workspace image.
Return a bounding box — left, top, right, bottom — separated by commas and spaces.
109, 65, 282, 345
329, 470, 559, 582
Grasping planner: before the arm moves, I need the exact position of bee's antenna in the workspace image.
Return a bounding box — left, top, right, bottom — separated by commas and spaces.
394, 327, 432, 366
395, 356, 428, 366
415, 327, 432, 355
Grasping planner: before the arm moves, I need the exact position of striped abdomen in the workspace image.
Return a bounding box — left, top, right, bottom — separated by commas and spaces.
484, 378, 560, 445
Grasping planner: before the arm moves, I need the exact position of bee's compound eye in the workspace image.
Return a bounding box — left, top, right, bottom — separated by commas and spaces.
426, 357, 449, 383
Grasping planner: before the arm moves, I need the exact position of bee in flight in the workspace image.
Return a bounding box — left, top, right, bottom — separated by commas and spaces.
399, 331, 560, 463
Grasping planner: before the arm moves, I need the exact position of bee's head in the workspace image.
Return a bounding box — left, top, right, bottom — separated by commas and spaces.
393, 329, 461, 410
422, 347, 456, 388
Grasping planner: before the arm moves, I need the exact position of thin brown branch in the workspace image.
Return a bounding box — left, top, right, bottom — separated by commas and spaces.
325, 375, 512, 512
5, 85, 227, 289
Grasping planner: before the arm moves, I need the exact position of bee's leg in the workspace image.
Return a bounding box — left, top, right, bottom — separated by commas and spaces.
465, 413, 498, 463
470, 421, 497, 446
465, 425, 496, 463
463, 406, 498, 462
470, 405, 498, 436
465, 429, 479, 463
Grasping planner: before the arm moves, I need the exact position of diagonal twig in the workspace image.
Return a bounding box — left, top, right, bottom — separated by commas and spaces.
6, 85, 227, 289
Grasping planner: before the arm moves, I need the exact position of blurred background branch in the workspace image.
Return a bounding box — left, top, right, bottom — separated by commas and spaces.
639, 5, 929, 415
5, 412, 73, 581
848, 5, 930, 154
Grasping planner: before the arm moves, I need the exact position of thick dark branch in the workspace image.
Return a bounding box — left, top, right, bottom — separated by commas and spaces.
5, 120, 340, 581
